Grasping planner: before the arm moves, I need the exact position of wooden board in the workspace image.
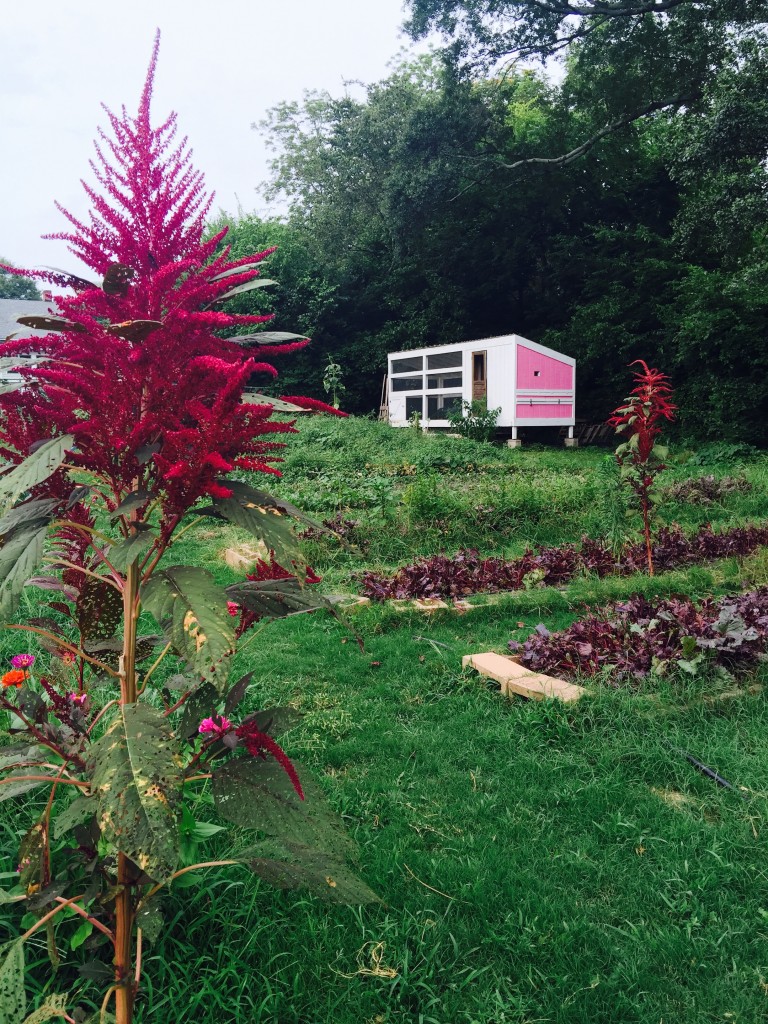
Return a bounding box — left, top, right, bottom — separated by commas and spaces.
462, 651, 585, 703
222, 542, 269, 573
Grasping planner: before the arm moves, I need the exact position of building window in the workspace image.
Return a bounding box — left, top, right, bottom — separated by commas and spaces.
427, 351, 462, 370
473, 352, 486, 382
427, 394, 463, 419
427, 372, 462, 390
391, 356, 422, 373
405, 396, 423, 418
391, 376, 423, 392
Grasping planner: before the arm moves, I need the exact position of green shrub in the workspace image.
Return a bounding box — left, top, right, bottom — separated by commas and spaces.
448, 401, 501, 443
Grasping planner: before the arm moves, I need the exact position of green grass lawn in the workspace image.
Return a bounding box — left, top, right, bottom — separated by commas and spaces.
3, 418, 768, 1023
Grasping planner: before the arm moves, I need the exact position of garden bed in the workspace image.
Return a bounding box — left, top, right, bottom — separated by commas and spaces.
359, 521, 768, 601
510, 587, 768, 684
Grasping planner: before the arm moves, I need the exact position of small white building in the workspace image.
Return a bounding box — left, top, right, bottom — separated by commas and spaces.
386, 334, 576, 444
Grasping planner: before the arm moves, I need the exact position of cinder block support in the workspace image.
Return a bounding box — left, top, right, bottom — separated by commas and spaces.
564, 425, 579, 448
507, 425, 522, 449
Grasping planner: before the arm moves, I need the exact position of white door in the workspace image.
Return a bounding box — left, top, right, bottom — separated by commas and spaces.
389, 394, 406, 425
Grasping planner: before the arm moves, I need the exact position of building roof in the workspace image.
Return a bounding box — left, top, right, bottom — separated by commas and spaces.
0, 298, 57, 342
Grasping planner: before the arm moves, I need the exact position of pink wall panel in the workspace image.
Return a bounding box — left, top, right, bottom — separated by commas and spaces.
516, 403, 573, 419
516, 345, 573, 390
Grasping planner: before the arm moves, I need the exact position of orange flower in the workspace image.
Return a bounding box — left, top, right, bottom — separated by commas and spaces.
1, 670, 28, 688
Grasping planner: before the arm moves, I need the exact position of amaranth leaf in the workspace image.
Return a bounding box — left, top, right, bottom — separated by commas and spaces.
209, 260, 271, 283
52, 796, 95, 840
0, 940, 25, 1024
0, 523, 49, 623
88, 703, 182, 882
110, 489, 155, 520
202, 479, 324, 566
210, 279, 276, 304
15, 316, 86, 334
240, 839, 378, 904
76, 576, 122, 644
212, 756, 353, 857
226, 578, 334, 621
0, 772, 57, 803
107, 529, 157, 572
0, 498, 57, 537
240, 393, 311, 413
0, 435, 74, 512
226, 331, 309, 346
20, 992, 70, 1023
140, 566, 235, 686
179, 682, 219, 741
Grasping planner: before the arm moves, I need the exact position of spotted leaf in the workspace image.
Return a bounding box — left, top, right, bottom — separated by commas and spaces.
88, 703, 182, 882
240, 839, 378, 904
0, 435, 74, 513
140, 566, 235, 687
212, 756, 353, 857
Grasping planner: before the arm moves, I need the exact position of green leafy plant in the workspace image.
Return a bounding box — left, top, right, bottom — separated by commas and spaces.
608, 361, 676, 575
409, 409, 422, 431
0, 38, 374, 1024
595, 455, 630, 556
448, 401, 501, 443
322, 355, 345, 409
687, 441, 761, 465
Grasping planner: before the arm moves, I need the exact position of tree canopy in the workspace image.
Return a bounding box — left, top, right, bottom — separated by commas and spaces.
0, 258, 40, 300
404, 0, 768, 170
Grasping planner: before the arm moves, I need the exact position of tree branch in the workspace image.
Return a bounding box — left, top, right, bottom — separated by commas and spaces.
528, 0, 691, 16
498, 92, 698, 171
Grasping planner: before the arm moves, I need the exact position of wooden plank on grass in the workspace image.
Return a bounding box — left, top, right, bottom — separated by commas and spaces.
462, 651, 585, 703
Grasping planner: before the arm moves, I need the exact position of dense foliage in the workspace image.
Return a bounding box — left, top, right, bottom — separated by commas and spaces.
0, 259, 39, 300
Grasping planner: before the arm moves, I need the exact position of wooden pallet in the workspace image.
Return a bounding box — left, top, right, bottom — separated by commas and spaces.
462, 651, 585, 702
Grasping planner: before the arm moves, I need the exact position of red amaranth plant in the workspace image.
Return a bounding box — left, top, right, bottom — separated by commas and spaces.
608, 360, 677, 575
0, 36, 374, 1024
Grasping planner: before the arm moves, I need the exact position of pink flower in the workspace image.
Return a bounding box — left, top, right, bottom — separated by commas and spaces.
10, 654, 35, 669
198, 715, 232, 736
226, 601, 240, 616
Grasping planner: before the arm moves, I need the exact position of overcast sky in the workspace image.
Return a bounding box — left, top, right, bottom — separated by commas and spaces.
1, 0, 428, 274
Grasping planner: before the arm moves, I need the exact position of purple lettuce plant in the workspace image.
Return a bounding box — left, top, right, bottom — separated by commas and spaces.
509, 589, 768, 683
